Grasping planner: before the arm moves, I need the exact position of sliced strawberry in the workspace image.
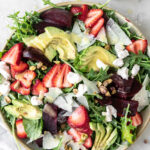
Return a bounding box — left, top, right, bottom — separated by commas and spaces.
84, 137, 92, 148
43, 64, 61, 88
68, 106, 89, 128
78, 4, 88, 21
84, 9, 103, 28
63, 64, 72, 88
71, 6, 82, 15
76, 127, 93, 136
68, 128, 81, 142
32, 79, 48, 96
11, 61, 28, 73
131, 112, 143, 127
15, 70, 36, 88
11, 80, 30, 95
52, 64, 66, 88
16, 119, 27, 139
1, 43, 23, 65
126, 39, 148, 54
11, 67, 17, 78
90, 18, 105, 37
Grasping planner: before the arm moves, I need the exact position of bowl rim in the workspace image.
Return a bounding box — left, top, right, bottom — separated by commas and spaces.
0, 1, 150, 150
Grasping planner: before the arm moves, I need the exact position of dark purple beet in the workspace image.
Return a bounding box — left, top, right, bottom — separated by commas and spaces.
34, 21, 64, 34
111, 74, 142, 99
43, 103, 58, 134
34, 8, 73, 34
57, 109, 67, 124
112, 98, 138, 116
35, 137, 43, 148
99, 97, 112, 106
23, 47, 52, 67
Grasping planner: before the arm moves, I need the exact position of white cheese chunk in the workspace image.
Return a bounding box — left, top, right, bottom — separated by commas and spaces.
115, 43, 125, 52
67, 72, 82, 84
131, 64, 140, 77
102, 105, 117, 122
0, 61, 11, 80
113, 58, 124, 67
31, 96, 43, 106
0, 80, 10, 96
76, 84, 88, 97
96, 59, 108, 70
117, 67, 129, 80
117, 49, 129, 59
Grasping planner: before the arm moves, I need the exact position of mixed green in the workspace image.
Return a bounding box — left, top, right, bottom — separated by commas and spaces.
0, 0, 150, 150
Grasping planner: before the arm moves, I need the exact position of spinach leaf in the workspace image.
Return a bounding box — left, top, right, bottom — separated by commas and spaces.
23, 119, 43, 141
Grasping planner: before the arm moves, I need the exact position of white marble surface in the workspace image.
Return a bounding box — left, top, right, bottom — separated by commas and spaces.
0, 0, 150, 150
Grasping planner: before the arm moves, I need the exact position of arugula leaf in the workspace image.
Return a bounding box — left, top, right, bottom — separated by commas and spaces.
86, 67, 110, 82
121, 105, 136, 144
120, 23, 142, 40
23, 119, 43, 141
92, 40, 106, 48
123, 51, 150, 82
6, 11, 41, 50
42, 0, 70, 10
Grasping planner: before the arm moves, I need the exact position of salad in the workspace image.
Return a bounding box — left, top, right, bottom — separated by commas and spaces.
0, 0, 150, 150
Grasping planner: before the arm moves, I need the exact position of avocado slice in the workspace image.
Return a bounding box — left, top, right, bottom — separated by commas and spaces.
75, 46, 116, 71
98, 124, 113, 148
102, 128, 118, 150
45, 45, 57, 62
4, 100, 42, 120
45, 27, 77, 60
23, 33, 51, 52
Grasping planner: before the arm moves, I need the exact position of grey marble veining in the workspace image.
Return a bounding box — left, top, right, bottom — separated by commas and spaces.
0, 0, 149, 150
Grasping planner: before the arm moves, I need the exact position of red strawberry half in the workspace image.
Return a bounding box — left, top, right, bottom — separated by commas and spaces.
11, 80, 30, 95
16, 119, 27, 139
32, 79, 48, 96
68, 106, 89, 128
11, 61, 29, 73
126, 39, 148, 54
1, 43, 23, 65
90, 18, 104, 37
131, 112, 143, 127
78, 4, 88, 21
15, 70, 36, 88
85, 9, 103, 28
43, 64, 61, 88
68, 128, 92, 148
71, 6, 82, 15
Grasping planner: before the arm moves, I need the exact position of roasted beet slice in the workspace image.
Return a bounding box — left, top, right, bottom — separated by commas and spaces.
111, 74, 142, 99
112, 98, 138, 116
34, 8, 73, 34
99, 97, 112, 106
43, 103, 58, 134
23, 47, 52, 67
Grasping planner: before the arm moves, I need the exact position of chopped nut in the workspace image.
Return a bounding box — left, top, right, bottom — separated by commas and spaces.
105, 91, 111, 97
37, 62, 43, 69
14, 81, 20, 89
18, 115, 23, 119
61, 124, 66, 129
105, 44, 110, 50
99, 86, 107, 94
29, 66, 36, 71
54, 61, 60, 64
144, 139, 148, 144
4, 96, 12, 104
111, 89, 116, 95
41, 66, 47, 71
103, 79, 112, 87
73, 89, 78, 94
94, 99, 99, 104
97, 81, 102, 87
